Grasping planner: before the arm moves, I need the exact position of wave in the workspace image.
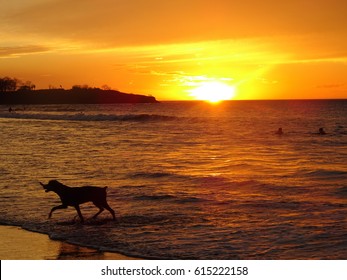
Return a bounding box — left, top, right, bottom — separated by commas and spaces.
243, 200, 304, 210
133, 194, 207, 204
336, 186, 347, 197
0, 112, 178, 122
300, 169, 347, 179
133, 194, 176, 201
176, 196, 208, 203
130, 172, 175, 179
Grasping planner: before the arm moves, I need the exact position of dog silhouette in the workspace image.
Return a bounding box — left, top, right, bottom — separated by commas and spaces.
40, 180, 116, 223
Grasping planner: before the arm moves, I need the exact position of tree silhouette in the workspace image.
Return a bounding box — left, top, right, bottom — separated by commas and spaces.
18, 80, 36, 91
0, 77, 18, 92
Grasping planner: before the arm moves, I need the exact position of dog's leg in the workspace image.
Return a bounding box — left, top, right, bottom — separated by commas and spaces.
74, 205, 84, 223
49, 204, 67, 219
104, 203, 116, 221
93, 202, 116, 221
92, 205, 104, 219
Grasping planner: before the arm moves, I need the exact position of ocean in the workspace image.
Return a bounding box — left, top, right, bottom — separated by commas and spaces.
0, 100, 346, 259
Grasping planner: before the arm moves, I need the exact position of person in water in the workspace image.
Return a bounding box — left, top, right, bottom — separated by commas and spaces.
276, 127, 283, 135
318, 128, 326, 135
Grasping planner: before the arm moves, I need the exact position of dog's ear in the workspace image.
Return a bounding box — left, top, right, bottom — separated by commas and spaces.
39, 182, 45, 188
49, 180, 60, 185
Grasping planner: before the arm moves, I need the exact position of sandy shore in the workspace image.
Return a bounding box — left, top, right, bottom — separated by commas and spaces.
0, 225, 140, 260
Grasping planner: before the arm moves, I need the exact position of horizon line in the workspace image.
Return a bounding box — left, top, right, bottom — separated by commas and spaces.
158, 98, 347, 102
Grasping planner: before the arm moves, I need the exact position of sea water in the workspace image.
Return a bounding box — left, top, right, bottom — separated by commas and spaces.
0, 100, 346, 259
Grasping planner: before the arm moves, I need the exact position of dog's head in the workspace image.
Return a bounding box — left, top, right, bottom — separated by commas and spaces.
40, 180, 63, 192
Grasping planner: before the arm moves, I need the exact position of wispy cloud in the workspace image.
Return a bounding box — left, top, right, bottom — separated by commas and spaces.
0, 45, 51, 58
2, 1, 347, 64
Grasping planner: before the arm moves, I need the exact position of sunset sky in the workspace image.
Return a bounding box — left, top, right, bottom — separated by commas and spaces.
1, 0, 347, 100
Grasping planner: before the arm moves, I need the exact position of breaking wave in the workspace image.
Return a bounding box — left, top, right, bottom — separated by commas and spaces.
0, 112, 178, 122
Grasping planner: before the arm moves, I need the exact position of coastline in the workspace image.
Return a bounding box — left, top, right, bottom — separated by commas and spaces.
0, 225, 141, 260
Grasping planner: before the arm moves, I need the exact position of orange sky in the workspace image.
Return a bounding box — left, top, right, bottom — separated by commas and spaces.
1, 0, 347, 100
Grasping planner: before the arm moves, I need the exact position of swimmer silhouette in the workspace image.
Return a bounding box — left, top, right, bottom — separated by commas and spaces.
276, 128, 283, 135
318, 128, 326, 135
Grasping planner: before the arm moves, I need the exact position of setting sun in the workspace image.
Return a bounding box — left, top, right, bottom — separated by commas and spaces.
190, 81, 236, 103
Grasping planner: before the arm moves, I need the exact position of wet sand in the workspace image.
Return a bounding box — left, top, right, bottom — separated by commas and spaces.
0, 225, 140, 260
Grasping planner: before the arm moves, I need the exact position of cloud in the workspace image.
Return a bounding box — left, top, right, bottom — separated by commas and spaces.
1, 0, 347, 72
0, 45, 51, 58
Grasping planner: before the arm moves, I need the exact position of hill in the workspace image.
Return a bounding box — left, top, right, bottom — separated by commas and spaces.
0, 88, 158, 104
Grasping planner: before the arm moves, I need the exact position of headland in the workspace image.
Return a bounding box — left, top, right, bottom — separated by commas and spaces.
0, 88, 158, 104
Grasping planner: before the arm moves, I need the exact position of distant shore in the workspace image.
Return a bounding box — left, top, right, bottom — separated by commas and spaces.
0, 88, 158, 104
0, 225, 141, 260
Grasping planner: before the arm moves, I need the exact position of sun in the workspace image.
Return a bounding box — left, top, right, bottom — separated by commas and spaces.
190, 81, 236, 103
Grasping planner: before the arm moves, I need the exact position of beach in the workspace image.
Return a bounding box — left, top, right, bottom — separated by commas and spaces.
0, 225, 139, 260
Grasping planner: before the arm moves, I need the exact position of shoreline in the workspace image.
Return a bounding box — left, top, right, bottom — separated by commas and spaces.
0, 225, 141, 260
